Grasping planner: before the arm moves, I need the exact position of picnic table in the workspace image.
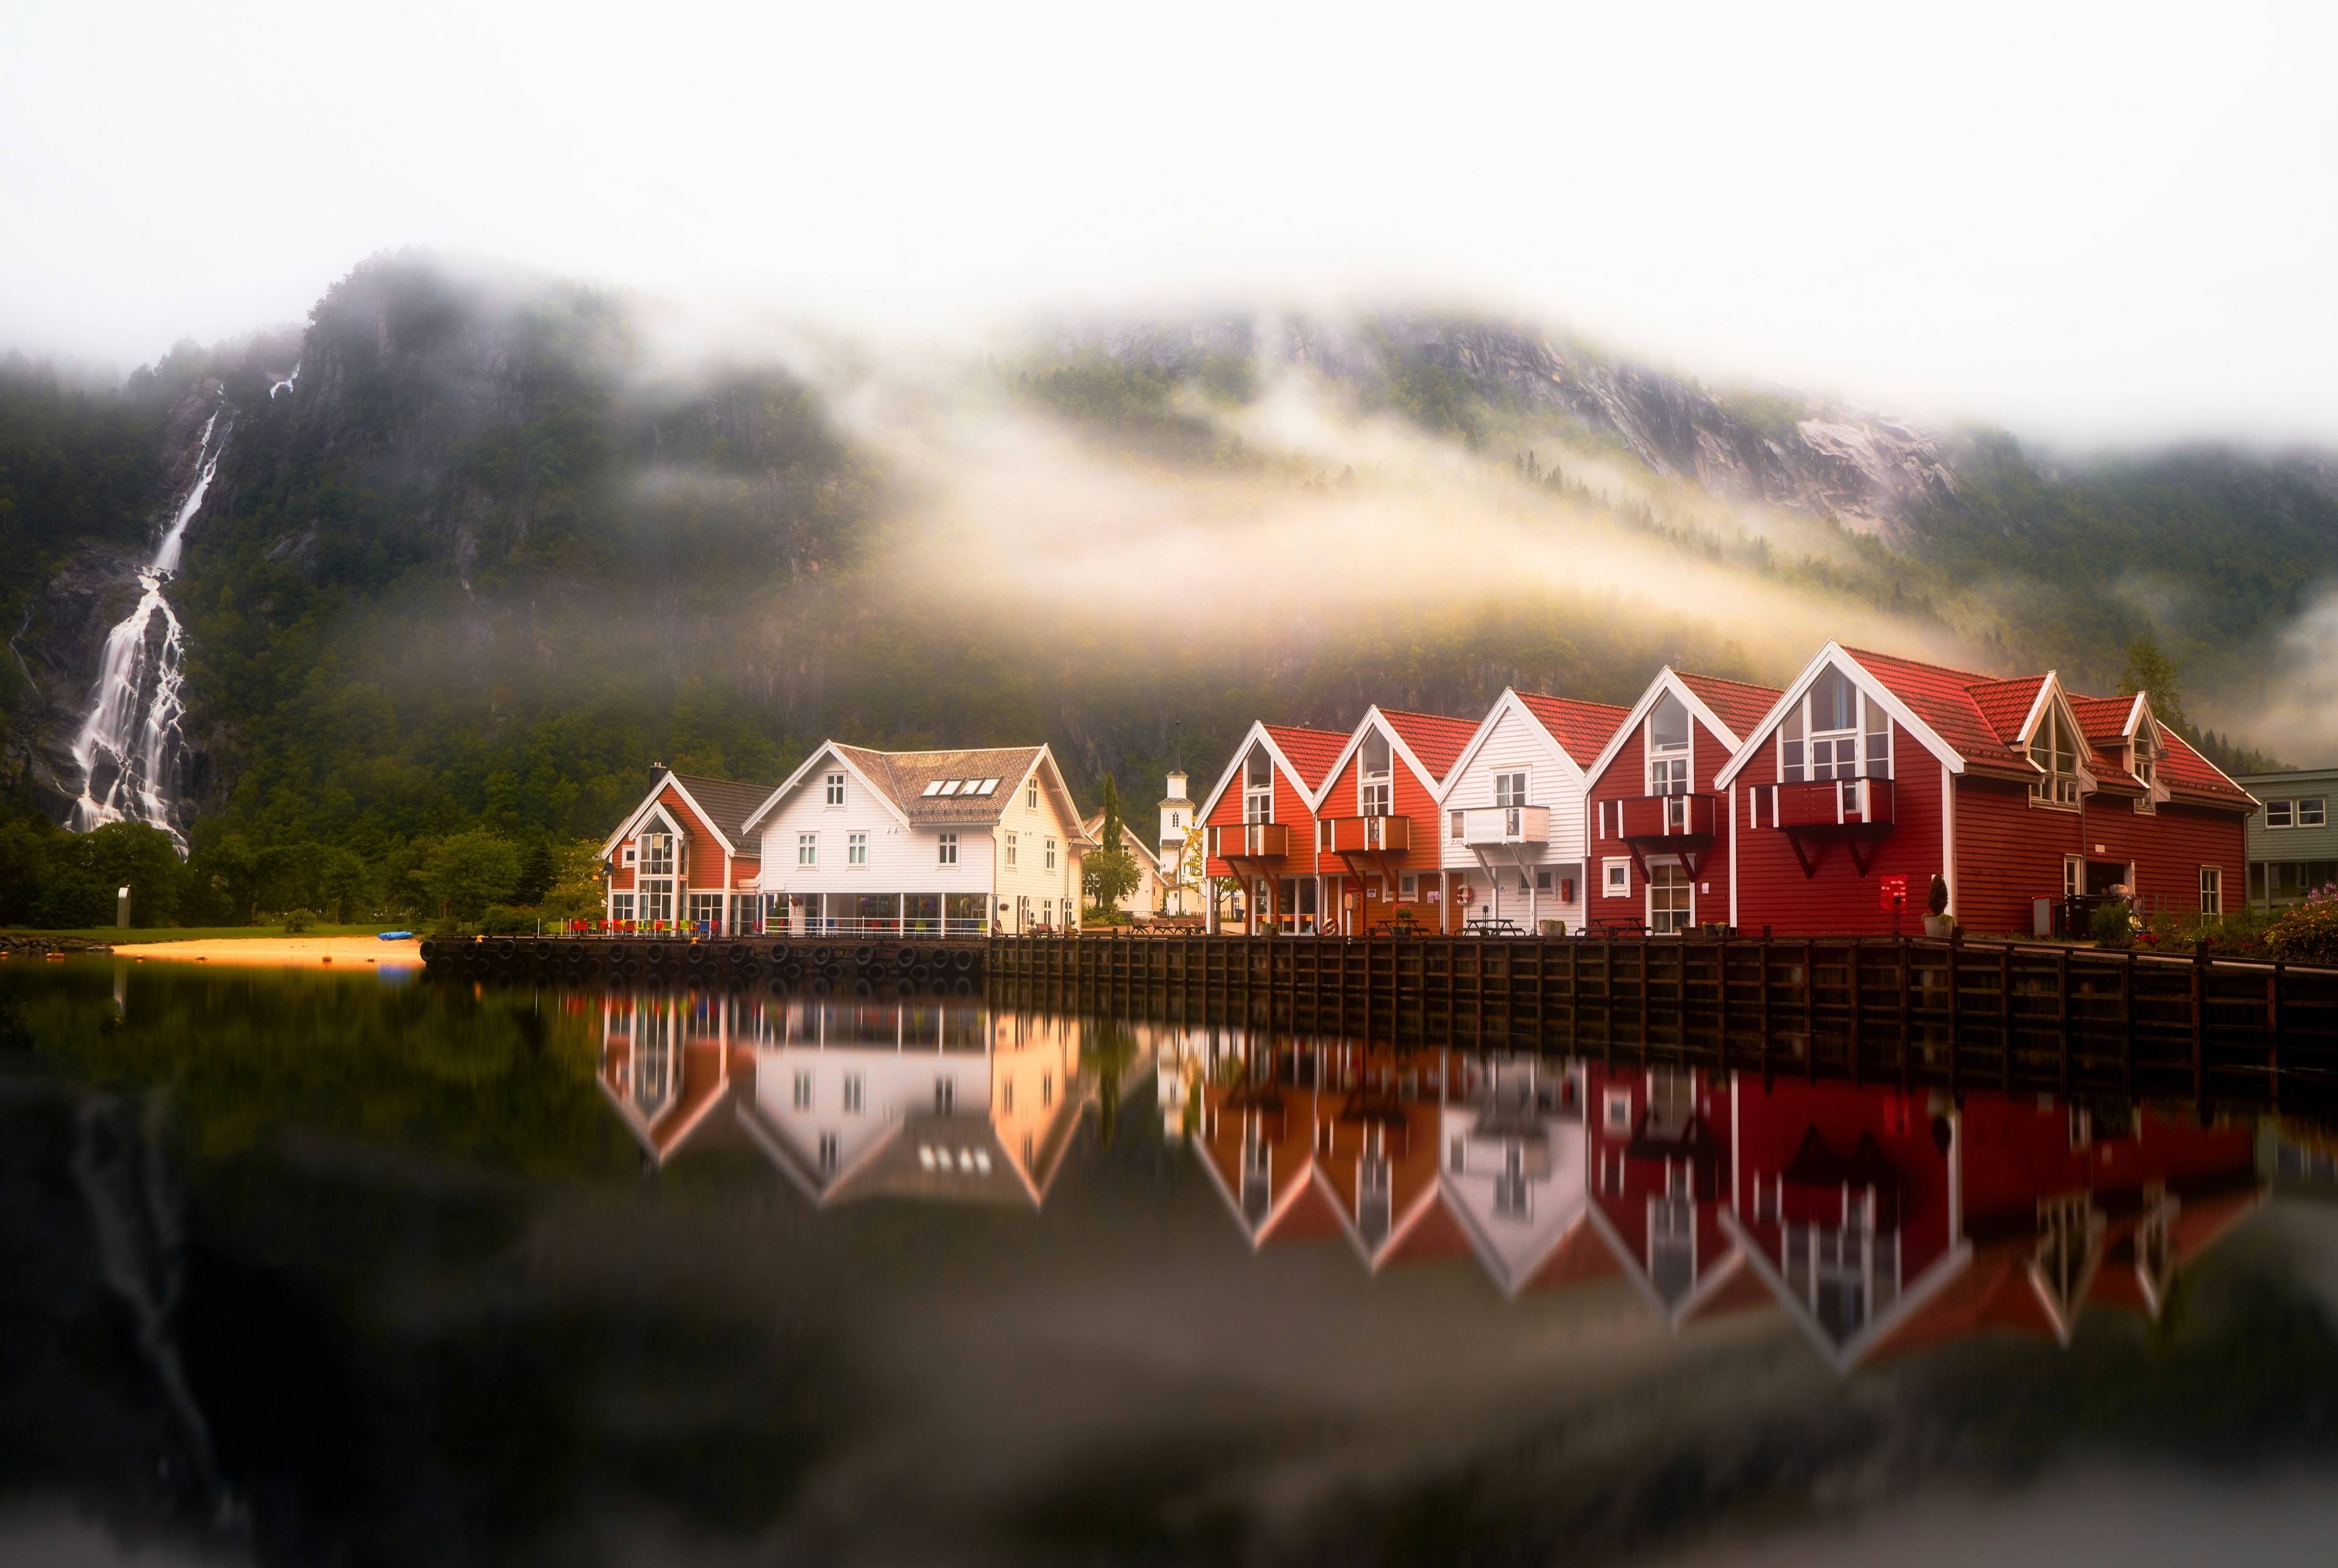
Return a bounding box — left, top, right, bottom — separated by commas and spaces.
1464, 913, 1527, 936
1585, 915, 1646, 936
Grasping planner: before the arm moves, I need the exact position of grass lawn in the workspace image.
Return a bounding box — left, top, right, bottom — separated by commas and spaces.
2, 924, 409, 944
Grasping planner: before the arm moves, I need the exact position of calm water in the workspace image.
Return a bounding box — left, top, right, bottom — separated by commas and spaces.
4, 957, 2338, 1567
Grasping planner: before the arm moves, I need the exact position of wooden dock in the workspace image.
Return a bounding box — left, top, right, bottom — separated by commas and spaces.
991, 932, 2338, 1111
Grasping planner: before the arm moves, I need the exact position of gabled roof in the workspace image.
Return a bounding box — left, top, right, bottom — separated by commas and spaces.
1515, 692, 1632, 768
1082, 814, 1159, 864
602, 768, 776, 858
1968, 676, 2048, 744
740, 741, 1095, 838
1378, 708, 1480, 782
1262, 724, 1347, 790
1311, 704, 1480, 808
1194, 720, 1349, 828
1839, 648, 2034, 774
1584, 667, 1784, 788
1672, 673, 1785, 743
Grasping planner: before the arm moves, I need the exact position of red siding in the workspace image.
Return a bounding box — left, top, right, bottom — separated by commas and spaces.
611, 783, 748, 895
1951, 780, 2245, 935
1316, 738, 1443, 884
1202, 745, 1321, 878
1584, 709, 1741, 931
1731, 722, 1947, 936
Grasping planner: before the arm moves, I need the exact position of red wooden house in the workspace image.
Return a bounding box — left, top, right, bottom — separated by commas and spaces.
1582, 668, 1782, 936
1198, 721, 1347, 933
1310, 705, 1480, 934
1713, 643, 2255, 936
602, 769, 771, 934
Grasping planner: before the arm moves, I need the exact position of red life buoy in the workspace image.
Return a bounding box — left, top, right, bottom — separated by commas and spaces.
1455, 881, 1475, 905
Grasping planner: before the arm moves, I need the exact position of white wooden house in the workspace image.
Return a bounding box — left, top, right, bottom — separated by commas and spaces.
740, 742, 1092, 935
1433, 689, 1629, 933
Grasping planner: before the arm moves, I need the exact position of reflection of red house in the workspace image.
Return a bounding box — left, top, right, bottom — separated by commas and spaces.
1723, 1077, 2264, 1369
1582, 1066, 1758, 1323
1868, 1100, 2263, 1358
598, 991, 735, 1166
1721, 1080, 1965, 1367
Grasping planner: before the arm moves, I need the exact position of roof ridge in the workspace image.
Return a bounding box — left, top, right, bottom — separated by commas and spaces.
1842, 644, 2026, 690
1673, 669, 1782, 693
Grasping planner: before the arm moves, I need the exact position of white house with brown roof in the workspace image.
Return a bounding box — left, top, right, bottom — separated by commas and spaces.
740, 741, 1093, 935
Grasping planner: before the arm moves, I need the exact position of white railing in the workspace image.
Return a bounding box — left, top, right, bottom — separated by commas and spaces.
1455, 804, 1551, 845
578, 916, 991, 939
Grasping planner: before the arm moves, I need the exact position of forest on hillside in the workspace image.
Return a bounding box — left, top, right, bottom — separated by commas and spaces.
0, 256, 2325, 924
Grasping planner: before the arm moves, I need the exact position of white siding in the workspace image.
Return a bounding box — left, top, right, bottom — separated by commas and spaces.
1436, 702, 1592, 928
754, 747, 997, 900
992, 759, 1086, 928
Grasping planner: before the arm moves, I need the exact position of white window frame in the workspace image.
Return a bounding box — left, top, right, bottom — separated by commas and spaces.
1005, 832, 1018, 868
843, 1074, 863, 1114
1243, 747, 1274, 824
2063, 855, 2082, 899
847, 831, 868, 867
622, 845, 636, 865
1358, 730, 1393, 817
1647, 693, 1692, 796
825, 771, 846, 807
1603, 1088, 1632, 1132
938, 832, 958, 866
641, 830, 675, 876
798, 832, 817, 867
1603, 857, 1631, 899
1044, 836, 1058, 871
2303, 799, 2328, 828
1494, 769, 1529, 808
1027, 777, 1039, 811
2028, 704, 2083, 810
2267, 799, 2294, 828
1646, 863, 1693, 935
2199, 865, 2224, 915
1777, 667, 1891, 795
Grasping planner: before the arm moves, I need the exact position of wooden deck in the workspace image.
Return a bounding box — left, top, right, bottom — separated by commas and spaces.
991, 931, 2338, 1113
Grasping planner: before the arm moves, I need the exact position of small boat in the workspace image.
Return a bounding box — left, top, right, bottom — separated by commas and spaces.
377, 930, 416, 940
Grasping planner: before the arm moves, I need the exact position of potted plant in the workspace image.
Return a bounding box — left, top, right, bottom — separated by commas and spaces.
1922, 874, 1954, 938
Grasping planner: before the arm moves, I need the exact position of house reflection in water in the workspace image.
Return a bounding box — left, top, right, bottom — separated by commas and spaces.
597, 992, 735, 1167
596, 991, 1159, 1209
737, 1001, 1095, 1208
1186, 1029, 2271, 1373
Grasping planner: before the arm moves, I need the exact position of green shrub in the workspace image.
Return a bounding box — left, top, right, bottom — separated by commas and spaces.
479, 905, 535, 935
429, 916, 468, 939
2268, 900, 2338, 966
2090, 900, 2133, 946
280, 908, 318, 934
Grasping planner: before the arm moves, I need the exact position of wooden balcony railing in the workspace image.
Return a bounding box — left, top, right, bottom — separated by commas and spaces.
1322, 814, 1413, 853
1771, 777, 1896, 830
1454, 804, 1551, 845
1617, 793, 1720, 841
1209, 821, 1291, 860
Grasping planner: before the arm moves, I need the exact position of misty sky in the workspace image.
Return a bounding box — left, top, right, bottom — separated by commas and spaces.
5, 0, 2335, 445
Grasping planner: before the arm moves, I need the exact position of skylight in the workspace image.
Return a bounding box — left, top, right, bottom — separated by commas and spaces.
977, 778, 1000, 795
938, 780, 963, 796
921, 781, 943, 796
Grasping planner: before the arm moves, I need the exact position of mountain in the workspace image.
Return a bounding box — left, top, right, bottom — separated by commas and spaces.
1, 254, 2329, 864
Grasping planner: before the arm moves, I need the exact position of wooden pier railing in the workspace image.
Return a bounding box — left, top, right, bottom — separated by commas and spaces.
990, 932, 2338, 1111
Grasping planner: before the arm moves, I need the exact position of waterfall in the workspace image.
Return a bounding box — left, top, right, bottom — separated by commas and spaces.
68, 401, 230, 851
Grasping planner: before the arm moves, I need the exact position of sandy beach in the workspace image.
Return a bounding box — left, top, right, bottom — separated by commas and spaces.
109, 935, 425, 968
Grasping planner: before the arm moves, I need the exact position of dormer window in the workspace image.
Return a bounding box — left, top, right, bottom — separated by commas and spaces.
1243, 746, 1274, 824
1648, 693, 1690, 796
1360, 732, 1392, 816
2030, 708, 2082, 808
2132, 725, 2163, 814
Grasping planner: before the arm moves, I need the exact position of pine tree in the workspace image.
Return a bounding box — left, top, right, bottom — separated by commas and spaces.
2116, 632, 2189, 736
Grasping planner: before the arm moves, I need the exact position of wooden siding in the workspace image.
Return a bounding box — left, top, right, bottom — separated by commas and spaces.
1732, 721, 1947, 937
1585, 708, 1735, 930
2085, 799, 2247, 919
1316, 729, 1444, 884
1202, 743, 1320, 879
1952, 778, 2245, 934
610, 783, 755, 897
1436, 702, 1592, 925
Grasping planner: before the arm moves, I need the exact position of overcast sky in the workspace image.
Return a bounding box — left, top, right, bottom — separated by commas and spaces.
4, 1, 2334, 444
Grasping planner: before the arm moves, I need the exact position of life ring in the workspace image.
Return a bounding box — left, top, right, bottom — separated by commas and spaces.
1455, 881, 1475, 905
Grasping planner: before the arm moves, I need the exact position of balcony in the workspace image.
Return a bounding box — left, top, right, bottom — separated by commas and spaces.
1617, 793, 1720, 842
1209, 821, 1290, 862
1772, 777, 1895, 830
1768, 777, 1896, 877
1322, 814, 1413, 854
1455, 804, 1551, 847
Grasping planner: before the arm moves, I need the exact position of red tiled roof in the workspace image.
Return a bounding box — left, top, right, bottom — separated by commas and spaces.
1840, 648, 2037, 777
2145, 724, 2253, 807
1262, 724, 1348, 791
1967, 676, 2046, 747
1516, 693, 1632, 766
1673, 672, 1784, 742
1378, 707, 1480, 783
2065, 695, 2145, 792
